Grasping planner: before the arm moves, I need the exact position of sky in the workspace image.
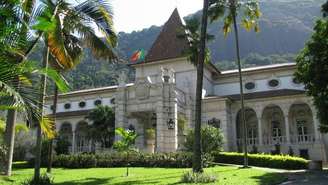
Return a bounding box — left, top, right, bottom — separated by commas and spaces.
112, 0, 203, 33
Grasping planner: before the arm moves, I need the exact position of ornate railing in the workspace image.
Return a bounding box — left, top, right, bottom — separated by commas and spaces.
237, 138, 259, 146
237, 134, 316, 147
291, 134, 315, 144
263, 136, 287, 145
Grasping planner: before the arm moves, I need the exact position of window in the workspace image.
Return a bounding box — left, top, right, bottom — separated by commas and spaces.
297, 120, 309, 142
247, 127, 257, 145
110, 98, 115, 104
272, 121, 282, 143
292, 77, 301, 85
268, 79, 279, 87
79, 101, 86, 108
64, 103, 71, 109
245, 82, 255, 90
94, 99, 102, 106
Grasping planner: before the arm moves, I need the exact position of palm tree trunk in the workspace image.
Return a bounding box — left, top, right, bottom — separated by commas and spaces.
47, 85, 58, 173
193, 0, 209, 173
34, 46, 49, 181
3, 0, 37, 175
4, 109, 17, 176
232, 9, 248, 168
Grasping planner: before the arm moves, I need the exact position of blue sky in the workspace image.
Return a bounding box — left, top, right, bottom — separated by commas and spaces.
112, 0, 203, 33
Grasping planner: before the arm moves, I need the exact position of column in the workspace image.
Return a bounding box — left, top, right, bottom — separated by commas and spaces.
312, 115, 321, 141
284, 114, 290, 144
72, 131, 76, 153
257, 116, 263, 145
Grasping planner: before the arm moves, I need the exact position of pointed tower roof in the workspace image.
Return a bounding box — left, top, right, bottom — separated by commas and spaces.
144, 8, 189, 63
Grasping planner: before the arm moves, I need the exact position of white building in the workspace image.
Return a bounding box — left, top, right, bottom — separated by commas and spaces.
45, 9, 328, 161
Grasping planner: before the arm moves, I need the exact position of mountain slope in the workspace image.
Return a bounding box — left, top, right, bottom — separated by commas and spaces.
62, 0, 325, 90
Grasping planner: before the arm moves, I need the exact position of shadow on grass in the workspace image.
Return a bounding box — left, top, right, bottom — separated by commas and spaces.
56, 177, 116, 185
251, 172, 287, 185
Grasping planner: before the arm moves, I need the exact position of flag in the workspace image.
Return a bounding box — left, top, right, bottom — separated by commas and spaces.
130, 49, 145, 62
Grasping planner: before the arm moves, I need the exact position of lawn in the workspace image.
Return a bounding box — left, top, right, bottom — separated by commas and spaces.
0, 165, 286, 185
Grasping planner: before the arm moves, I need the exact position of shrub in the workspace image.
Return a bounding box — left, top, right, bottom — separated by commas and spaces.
181, 171, 217, 183
41, 152, 213, 169
184, 126, 224, 154
0, 143, 6, 171
212, 152, 309, 170
21, 174, 53, 185
145, 128, 155, 140
54, 137, 70, 155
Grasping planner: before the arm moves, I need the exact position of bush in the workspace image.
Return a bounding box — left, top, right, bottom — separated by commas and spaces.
32, 152, 213, 169
181, 171, 217, 183
54, 137, 70, 155
0, 143, 6, 171
184, 126, 224, 154
21, 174, 53, 185
212, 152, 309, 170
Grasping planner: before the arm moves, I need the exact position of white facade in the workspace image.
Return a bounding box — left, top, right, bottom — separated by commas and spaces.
45, 57, 328, 161
45, 9, 328, 162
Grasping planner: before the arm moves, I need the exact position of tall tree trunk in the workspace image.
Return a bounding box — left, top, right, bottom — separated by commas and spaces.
47, 85, 58, 173
4, 109, 17, 176
3, 0, 37, 175
193, 0, 209, 173
232, 9, 248, 167
34, 47, 49, 181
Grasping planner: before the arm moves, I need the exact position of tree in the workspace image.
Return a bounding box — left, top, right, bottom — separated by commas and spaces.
184, 126, 224, 154
295, 2, 328, 133
191, 0, 210, 173
0, 0, 68, 176
45, 0, 117, 172
177, 8, 214, 173
208, 0, 261, 168
113, 127, 138, 177
31, 0, 117, 179
86, 106, 115, 149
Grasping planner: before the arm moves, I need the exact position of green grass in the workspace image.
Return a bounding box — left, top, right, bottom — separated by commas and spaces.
0, 166, 286, 185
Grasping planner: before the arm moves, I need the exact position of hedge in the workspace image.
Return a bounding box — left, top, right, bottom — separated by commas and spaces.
211, 152, 309, 170
29, 152, 213, 169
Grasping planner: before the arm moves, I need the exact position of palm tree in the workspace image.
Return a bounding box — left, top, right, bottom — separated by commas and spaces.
113, 127, 138, 177
208, 0, 261, 167
86, 105, 115, 149
193, 0, 210, 173
32, 0, 117, 179
177, 0, 212, 173
0, 0, 67, 176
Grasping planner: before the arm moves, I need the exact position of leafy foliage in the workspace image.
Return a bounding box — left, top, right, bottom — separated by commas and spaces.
54, 137, 70, 155
295, 6, 328, 133
21, 173, 53, 185
212, 152, 309, 169
184, 126, 224, 154
113, 127, 138, 152
86, 105, 115, 148
177, 17, 213, 65
181, 171, 217, 183
34, 152, 214, 168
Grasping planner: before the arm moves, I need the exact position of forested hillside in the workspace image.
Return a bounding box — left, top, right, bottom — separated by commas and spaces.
33, 0, 324, 91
